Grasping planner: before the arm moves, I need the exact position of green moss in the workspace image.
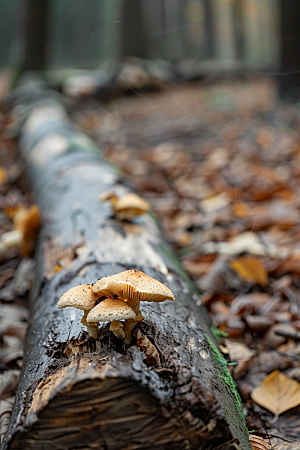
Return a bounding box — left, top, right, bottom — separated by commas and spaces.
205, 334, 248, 432
210, 325, 228, 342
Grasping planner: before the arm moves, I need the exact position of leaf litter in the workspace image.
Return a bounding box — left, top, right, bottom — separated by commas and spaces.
72, 76, 300, 445
251, 371, 300, 422
2, 74, 300, 446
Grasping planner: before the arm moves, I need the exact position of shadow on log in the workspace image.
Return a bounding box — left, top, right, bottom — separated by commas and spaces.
1, 80, 251, 450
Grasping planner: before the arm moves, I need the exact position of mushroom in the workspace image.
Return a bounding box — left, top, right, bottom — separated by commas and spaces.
100, 191, 150, 221
92, 269, 174, 343
86, 297, 136, 340
57, 284, 100, 338
0, 204, 41, 258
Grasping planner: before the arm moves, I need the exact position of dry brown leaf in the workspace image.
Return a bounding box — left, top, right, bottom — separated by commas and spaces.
249, 434, 271, 449
272, 442, 300, 450
200, 192, 230, 212
233, 202, 250, 218
0, 397, 14, 443
229, 256, 268, 286
0, 370, 20, 397
136, 330, 161, 365
251, 370, 300, 420
226, 340, 255, 378
225, 340, 255, 361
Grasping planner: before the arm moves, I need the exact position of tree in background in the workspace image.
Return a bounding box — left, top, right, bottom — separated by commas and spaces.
21, 0, 50, 72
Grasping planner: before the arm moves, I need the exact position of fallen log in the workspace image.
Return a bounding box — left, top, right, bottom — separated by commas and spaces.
1, 81, 251, 450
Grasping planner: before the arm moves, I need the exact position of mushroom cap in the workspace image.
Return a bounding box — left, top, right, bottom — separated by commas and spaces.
100, 191, 118, 202
87, 297, 136, 323
58, 284, 98, 310
114, 193, 150, 214
92, 270, 175, 303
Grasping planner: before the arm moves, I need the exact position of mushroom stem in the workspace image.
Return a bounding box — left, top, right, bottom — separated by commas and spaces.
123, 319, 138, 344
123, 300, 143, 344
127, 298, 141, 317
82, 310, 100, 339
86, 324, 100, 339
81, 310, 89, 326
110, 320, 125, 340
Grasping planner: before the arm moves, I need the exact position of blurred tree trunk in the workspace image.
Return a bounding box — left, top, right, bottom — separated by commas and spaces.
232, 0, 243, 61
279, 0, 300, 98
203, 0, 214, 58
21, 0, 50, 71
120, 0, 148, 58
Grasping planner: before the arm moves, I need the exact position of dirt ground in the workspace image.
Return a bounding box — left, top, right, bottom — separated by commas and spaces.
2, 76, 300, 448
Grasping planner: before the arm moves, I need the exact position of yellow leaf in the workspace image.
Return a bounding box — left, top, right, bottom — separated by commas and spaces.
229, 256, 268, 286
251, 370, 300, 419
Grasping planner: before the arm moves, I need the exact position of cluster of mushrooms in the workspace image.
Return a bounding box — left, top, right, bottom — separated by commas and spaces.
57, 269, 174, 344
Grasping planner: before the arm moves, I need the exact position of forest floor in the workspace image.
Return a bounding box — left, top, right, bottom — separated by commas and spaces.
1, 75, 300, 448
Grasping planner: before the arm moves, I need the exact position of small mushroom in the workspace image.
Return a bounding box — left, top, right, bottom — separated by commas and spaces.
92, 270, 174, 343
100, 191, 150, 221
0, 204, 41, 258
57, 284, 100, 338
86, 297, 136, 340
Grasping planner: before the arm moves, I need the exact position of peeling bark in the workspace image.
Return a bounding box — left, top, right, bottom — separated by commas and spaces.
1, 82, 251, 450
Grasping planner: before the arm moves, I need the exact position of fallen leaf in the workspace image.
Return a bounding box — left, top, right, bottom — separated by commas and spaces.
200, 192, 230, 212
0, 305, 29, 337
203, 232, 273, 256
229, 256, 268, 286
0, 370, 20, 397
0, 397, 14, 443
230, 292, 270, 315
136, 330, 160, 365
263, 324, 295, 348
226, 341, 255, 362
226, 340, 255, 378
272, 442, 300, 450
245, 315, 275, 333
249, 434, 271, 449
233, 202, 250, 218
0, 166, 7, 184
251, 370, 300, 420
275, 412, 300, 441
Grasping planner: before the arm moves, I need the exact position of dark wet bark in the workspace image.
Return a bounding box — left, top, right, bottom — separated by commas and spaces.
1, 82, 251, 450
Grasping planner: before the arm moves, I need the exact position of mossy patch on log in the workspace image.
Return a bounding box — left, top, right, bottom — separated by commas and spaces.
205, 334, 251, 449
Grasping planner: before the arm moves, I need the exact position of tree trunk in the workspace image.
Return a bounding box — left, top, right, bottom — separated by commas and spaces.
119, 0, 149, 59
279, 0, 300, 99
21, 0, 50, 72
1, 81, 251, 450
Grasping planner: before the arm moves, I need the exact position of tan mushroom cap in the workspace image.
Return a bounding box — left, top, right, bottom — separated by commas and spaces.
99, 191, 117, 202
115, 193, 150, 214
57, 284, 98, 310
87, 297, 136, 323
92, 270, 175, 303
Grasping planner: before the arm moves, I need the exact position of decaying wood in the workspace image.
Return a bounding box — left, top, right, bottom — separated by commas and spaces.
1, 81, 251, 450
